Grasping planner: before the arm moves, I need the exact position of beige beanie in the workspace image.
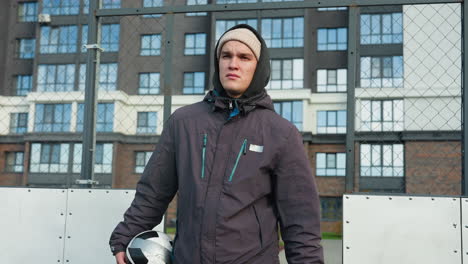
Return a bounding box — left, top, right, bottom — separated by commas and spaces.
216, 28, 261, 60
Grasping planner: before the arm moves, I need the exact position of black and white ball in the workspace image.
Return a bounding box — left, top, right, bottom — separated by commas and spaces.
126, 230, 173, 264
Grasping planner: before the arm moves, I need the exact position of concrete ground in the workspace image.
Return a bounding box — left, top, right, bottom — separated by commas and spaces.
279, 239, 342, 264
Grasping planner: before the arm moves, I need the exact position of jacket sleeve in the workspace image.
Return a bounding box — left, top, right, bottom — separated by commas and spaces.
109, 116, 178, 255
274, 126, 324, 264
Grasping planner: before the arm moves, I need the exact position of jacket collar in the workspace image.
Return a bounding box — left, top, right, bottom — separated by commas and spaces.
203, 89, 274, 115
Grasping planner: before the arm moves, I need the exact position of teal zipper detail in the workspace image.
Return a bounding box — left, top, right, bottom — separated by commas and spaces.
229, 139, 247, 182
201, 134, 207, 179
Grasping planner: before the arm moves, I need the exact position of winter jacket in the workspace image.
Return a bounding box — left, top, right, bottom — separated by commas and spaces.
109, 24, 324, 264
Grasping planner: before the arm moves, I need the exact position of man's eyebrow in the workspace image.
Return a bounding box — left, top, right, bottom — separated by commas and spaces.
238, 52, 254, 57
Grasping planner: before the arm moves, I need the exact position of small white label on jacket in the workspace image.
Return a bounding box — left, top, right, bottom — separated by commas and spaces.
249, 144, 264, 153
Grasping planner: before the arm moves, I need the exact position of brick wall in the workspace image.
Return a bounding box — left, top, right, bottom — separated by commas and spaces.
406, 141, 461, 195
112, 142, 155, 189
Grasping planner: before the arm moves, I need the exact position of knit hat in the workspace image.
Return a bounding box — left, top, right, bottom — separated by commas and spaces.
216, 28, 261, 60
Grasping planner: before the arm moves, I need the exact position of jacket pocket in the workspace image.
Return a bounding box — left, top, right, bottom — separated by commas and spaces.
252, 204, 263, 248
201, 133, 207, 179
228, 138, 247, 182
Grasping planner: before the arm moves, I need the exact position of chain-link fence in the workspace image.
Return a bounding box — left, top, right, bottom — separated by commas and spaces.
0, 1, 464, 261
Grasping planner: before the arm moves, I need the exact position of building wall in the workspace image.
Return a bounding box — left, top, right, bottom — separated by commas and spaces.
0, 143, 26, 186
309, 143, 346, 196
406, 141, 461, 195
112, 142, 155, 188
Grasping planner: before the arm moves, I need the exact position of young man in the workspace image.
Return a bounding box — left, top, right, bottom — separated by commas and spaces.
110, 24, 324, 264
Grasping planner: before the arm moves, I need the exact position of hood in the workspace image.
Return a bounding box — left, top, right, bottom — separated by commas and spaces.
212, 24, 271, 100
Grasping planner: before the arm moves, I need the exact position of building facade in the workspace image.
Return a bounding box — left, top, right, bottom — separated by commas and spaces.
0, 0, 462, 234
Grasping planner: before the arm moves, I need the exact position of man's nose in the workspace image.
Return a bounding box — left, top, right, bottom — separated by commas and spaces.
228, 57, 239, 69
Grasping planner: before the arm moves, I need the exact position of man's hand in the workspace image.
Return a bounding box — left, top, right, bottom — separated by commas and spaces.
115, 251, 127, 264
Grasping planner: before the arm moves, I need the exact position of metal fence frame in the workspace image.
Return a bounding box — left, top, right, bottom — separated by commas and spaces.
80, 0, 466, 193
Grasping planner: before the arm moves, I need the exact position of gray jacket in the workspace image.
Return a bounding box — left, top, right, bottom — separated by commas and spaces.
109, 24, 324, 264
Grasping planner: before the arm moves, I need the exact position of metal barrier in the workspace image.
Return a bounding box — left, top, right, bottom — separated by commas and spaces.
0, 187, 163, 263
343, 194, 463, 264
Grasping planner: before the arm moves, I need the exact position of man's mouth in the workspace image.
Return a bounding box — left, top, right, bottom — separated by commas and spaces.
226, 73, 240, 79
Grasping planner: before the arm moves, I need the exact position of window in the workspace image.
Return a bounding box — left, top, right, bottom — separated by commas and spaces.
273, 101, 303, 131
184, 33, 206, 55
83, 0, 89, 13
6, 152, 24, 173
81, 25, 88, 52
37, 64, 75, 92
360, 144, 404, 177
99, 63, 118, 91
79, 64, 86, 91
187, 0, 207, 16
267, 59, 303, 89
215, 19, 257, 40
40, 26, 77, 54
16, 75, 33, 96
317, 28, 347, 51
34, 104, 71, 132
30, 143, 69, 173
261, 17, 304, 48
18, 39, 35, 59
216, 0, 256, 3
18, 2, 38, 22
140, 34, 161, 56
317, 110, 346, 134
83, 0, 120, 13
143, 0, 163, 18
183, 72, 205, 94
72, 143, 113, 173
42, 0, 79, 15
81, 63, 118, 92
316, 153, 346, 177
361, 13, 403, 44
137, 112, 157, 134
77, 103, 114, 132
317, 7, 347, 11
320, 197, 342, 221
135, 151, 152, 173
103, 0, 121, 9
361, 100, 403, 131
317, 69, 347, 92
101, 24, 120, 52
10, 113, 28, 134
360, 56, 403, 88
139, 73, 160, 94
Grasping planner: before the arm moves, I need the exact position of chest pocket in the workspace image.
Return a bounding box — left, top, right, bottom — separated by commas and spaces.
225, 137, 265, 185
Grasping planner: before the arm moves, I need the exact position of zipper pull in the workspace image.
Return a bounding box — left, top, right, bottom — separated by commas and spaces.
243, 139, 247, 155
229, 100, 233, 110
203, 134, 207, 147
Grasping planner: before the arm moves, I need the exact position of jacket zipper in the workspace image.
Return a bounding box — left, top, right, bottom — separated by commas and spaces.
201, 133, 207, 179
228, 139, 247, 182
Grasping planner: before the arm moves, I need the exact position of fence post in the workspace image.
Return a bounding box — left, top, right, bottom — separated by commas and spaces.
346, 6, 359, 193
463, 1, 468, 195
163, 13, 174, 129
80, 0, 102, 187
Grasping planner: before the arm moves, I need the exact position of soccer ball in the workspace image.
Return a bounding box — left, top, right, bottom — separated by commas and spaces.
126, 230, 173, 264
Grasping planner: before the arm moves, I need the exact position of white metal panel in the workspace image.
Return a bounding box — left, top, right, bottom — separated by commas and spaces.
461, 198, 468, 263
343, 194, 461, 264
63, 189, 165, 263
0, 187, 67, 263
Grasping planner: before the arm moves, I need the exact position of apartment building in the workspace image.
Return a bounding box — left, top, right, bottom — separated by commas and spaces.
0, 0, 462, 233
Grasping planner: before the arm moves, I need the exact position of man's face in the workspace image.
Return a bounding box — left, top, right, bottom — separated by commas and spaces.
219, 40, 258, 98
